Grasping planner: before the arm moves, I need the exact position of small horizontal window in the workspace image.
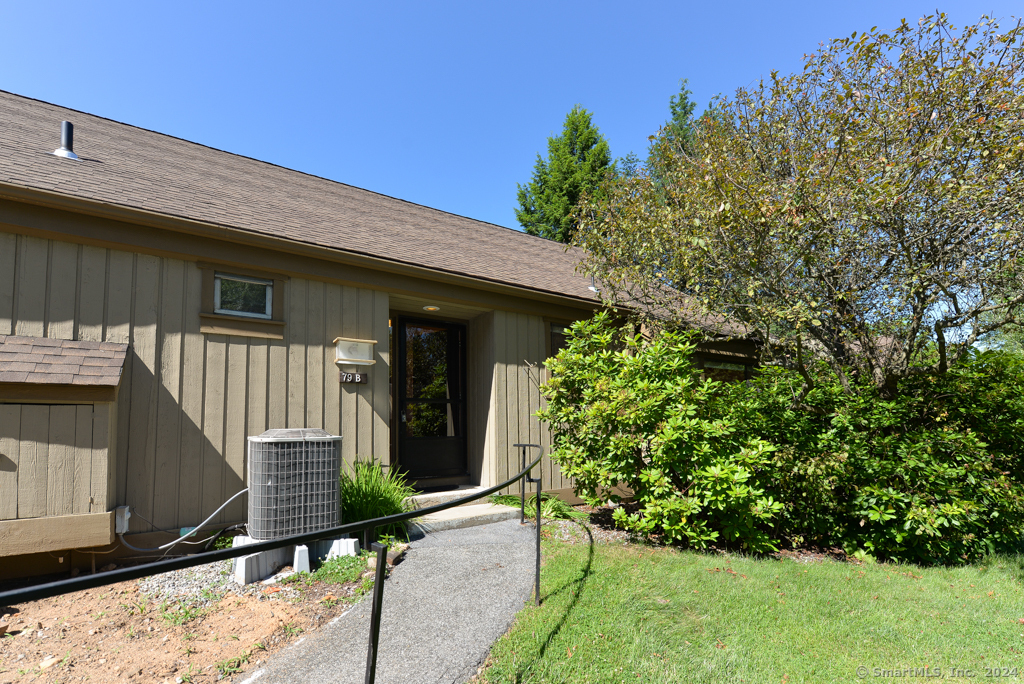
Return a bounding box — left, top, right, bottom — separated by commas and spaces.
214, 273, 273, 319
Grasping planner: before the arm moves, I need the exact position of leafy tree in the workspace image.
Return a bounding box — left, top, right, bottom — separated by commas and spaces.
663, 79, 698, 152
516, 105, 614, 243
980, 265, 1024, 352
984, 326, 1024, 353
639, 80, 701, 191
575, 14, 1024, 398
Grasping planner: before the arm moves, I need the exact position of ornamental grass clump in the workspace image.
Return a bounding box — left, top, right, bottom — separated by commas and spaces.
340, 458, 416, 542
490, 493, 588, 520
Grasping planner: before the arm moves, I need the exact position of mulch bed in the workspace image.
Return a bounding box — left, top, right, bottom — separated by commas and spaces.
550, 503, 858, 564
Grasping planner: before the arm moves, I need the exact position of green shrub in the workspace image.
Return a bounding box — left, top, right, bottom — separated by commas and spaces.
340, 458, 416, 541
283, 553, 368, 587
539, 313, 1024, 563
538, 312, 784, 553
727, 354, 1024, 563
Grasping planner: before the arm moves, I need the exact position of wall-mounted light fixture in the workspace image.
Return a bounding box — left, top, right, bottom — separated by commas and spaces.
333, 337, 376, 367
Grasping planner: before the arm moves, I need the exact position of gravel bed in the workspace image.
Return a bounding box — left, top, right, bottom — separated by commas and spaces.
137, 559, 302, 608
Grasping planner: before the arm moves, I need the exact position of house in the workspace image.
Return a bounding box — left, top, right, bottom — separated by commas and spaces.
0, 91, 608, 579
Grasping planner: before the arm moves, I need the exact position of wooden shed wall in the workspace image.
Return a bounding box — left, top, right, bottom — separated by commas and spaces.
0, 403, 115, 520
0, 232, 390, 532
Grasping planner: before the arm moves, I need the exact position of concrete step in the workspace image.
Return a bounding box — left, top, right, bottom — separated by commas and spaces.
409, 503, 521, 535
406, 485, 494, 511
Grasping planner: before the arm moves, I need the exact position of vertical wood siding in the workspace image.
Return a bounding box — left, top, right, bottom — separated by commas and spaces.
475, 310, 569, 495
0, 232, 574, 527
0, 404, 112, 520
0, 234, 390, 531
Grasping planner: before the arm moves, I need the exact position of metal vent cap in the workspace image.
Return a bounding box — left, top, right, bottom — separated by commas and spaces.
53, 121, 79, 160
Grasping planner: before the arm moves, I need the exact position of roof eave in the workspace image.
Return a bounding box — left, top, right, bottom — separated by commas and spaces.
0, 181, 602, 311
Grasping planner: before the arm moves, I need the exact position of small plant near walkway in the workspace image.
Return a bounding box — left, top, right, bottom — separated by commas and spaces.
341, 457, 417, 542
480, 524, 1024, 683
282, 552, 371, 590
159, 600, 204, 626
491, 493, 588, 521
215, 641, 266, 677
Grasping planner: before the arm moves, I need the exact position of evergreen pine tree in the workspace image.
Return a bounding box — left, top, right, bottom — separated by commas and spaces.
648, 80, 698, 180
515, 105, 613, 243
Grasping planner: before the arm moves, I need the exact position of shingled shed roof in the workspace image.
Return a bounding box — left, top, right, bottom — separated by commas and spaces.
0, 335, 128, 387
0, 91, 599, 304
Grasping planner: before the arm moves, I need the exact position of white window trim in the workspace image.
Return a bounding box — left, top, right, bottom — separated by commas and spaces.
214, 273, 273, 320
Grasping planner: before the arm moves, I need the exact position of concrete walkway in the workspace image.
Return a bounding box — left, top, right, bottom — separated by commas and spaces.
246, 519, 537, 684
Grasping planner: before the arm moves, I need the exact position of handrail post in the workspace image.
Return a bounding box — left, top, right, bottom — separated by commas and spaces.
364, 537, 388, 684
520, 445, 526, 523
513, 444, 541, 526
534, 468, 542, 605
517, 443, 543, 606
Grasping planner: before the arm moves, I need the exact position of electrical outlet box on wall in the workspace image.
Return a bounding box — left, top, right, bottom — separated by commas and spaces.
114, 506, 131, 534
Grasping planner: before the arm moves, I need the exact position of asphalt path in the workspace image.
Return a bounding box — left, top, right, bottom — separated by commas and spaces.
246, 519, 537, 684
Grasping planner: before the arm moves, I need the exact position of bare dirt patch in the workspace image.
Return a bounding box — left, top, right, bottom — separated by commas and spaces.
0, 562, 370, 684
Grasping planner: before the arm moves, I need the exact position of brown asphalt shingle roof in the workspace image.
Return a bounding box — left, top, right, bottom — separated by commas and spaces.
0, 91, 599, 304
0, 335, 128, 386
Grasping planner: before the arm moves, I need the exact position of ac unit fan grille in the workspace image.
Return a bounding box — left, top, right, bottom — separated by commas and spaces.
247, 429, 341, 541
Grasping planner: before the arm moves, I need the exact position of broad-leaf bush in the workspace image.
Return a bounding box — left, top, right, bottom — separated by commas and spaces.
540, 314, 1024, 563
538, 312, 784, 553
739, 361, 1024, 563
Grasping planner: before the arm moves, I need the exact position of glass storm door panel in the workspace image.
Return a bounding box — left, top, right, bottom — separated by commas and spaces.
396, 318, 467, 478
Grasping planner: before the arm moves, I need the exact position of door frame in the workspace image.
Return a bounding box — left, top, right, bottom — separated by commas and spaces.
392, 315, 469, 482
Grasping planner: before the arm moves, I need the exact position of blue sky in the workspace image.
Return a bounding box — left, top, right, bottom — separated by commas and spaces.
2, 1, 1016, 230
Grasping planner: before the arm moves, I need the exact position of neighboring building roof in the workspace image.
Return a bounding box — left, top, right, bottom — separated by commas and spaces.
0, 335, 128, 387
0, 90, 599, 304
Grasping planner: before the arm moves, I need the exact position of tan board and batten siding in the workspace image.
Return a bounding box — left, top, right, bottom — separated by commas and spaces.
0, 232, 390, 533
0, 403, 118, 555
0, 231, 569, 534
0, 403, 115, 520
470, 310, 569, 496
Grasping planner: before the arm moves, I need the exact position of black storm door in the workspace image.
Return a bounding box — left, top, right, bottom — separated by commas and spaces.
396, 318, 467, 479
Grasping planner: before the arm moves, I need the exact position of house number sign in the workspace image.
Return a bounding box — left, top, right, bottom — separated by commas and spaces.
339, 371, 369, 384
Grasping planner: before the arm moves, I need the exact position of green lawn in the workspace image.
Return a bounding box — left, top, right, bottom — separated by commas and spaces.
480, 524, 1024, 683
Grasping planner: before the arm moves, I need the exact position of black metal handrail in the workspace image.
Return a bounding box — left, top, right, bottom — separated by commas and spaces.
0, 446, 547, 684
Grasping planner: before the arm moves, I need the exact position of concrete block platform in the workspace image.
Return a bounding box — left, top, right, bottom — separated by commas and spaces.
232, 536, 360, 584
408, 503, 520, 535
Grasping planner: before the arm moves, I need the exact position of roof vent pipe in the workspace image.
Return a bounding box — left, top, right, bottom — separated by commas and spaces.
53, 121, 79, 160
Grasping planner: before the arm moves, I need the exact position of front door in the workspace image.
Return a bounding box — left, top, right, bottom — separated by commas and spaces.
395, 317, 467, 479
